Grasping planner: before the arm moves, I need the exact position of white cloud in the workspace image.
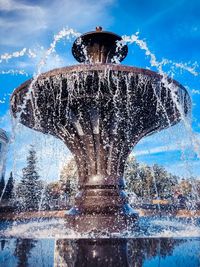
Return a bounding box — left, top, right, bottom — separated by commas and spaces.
0, 0, 115, 75
0, 0, 115, 49
0, 0, 43, 12
133, 143, 181, 157
133, 123, 200, 158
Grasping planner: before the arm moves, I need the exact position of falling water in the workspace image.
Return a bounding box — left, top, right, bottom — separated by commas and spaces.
0, 48, 36, 63
119, 33, 200, 210
0, 27, 81, 210
0, 27, 199, 238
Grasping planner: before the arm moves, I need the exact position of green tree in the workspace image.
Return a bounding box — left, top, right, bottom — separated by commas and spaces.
59, 158, 78, 203
2, 172, 14, 201
0, 175, 5, 198
124, 156, 140, 192
41, 182, 60, 210
124, 157, 178, 200
14, 239, 37, 267
17, 146, 43, 211
152, 164, 178, 199
125, 157, 153, 199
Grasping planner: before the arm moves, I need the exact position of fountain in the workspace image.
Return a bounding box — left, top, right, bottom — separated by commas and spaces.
10, 27, 190, 233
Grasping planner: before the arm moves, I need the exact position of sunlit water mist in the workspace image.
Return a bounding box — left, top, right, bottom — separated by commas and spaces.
0, 27, 200, 238
0, 27, 81, 206
120, 34, 196, 140
0, 217, 199, 239
119, 33, 200, 206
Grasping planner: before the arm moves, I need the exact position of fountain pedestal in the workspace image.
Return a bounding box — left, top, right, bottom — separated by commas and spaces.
11, 27, 190, 233
66, 180, 138, 232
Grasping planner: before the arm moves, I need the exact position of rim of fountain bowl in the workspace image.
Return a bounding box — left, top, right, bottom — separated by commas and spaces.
75, 30, 123, 40
10, 63, 191, 110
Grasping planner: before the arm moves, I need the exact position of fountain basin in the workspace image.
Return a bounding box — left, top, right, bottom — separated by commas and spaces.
11, 64, 190, 136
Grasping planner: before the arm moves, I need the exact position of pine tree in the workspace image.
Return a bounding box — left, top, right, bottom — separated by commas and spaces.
14, 239, 37, 267
2, 172, 14, 201
17, 146, 43, 211
0, 175, 5, 198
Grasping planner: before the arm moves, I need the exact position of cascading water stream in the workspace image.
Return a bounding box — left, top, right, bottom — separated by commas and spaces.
0, 27, 199, 238
118, 33, 200, 210
0, 27, 81, 211
0, 48, 36, 64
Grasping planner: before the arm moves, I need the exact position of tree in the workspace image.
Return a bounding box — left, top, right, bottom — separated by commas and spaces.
124, 157, 178, 200
2, 172, 14, 201
41, 182, 60, 210
0, 175, 5, 198
124, 156, 140, 192
16, 145, 43, 211
59, 158, 78, 203
152, 164, 178, 199
14, 239, 37, 267
125, 157, 153, 199
179, 179, 192, 196
39, 158, 78, 211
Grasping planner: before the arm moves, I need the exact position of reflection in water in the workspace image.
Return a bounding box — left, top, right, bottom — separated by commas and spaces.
55, 239, 129, 267
55, 238, 200, 267
0, 238, 54, 267
0, 238, 199, 267
14, 239, 37, 267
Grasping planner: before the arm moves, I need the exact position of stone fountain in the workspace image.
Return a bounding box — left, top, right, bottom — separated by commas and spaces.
11, 27, 190, 233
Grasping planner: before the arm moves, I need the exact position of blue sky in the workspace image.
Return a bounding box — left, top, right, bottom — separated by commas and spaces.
0, 0, 200, 181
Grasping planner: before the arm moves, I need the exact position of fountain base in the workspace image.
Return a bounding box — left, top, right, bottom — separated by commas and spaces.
65, 185, 139, 233
65, 210, 138, 233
